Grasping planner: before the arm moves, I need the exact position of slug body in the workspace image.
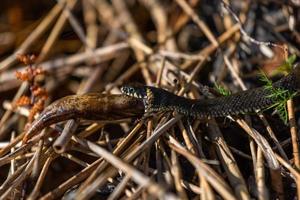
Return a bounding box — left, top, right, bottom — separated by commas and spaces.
121, 65, 300, 118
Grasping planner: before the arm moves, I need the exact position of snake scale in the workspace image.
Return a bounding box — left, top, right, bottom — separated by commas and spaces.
121, 64, 300, 118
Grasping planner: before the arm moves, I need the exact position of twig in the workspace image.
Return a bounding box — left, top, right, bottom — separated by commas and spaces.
207, 119, 250, 200
76, 138, 180, 200
256, 148, 268, 200
36, 0, 78, 63
53, 119, 79, 153
221, 0, 284, 51
287, 99, 300, 200
174, 0, 218, 47
28, 154, 56, 200
56, 0, 92, 50
168, 136, 236, 200
75, 116, 181, 199
0, 42, 129, 84
0, 3, 63, 72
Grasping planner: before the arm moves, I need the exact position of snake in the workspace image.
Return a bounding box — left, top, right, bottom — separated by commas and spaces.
121, 64, 300, 119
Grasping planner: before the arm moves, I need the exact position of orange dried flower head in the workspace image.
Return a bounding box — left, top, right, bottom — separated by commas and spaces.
15, 54, 48, 123
15, 71, 31, 81
17, 54, 36, 65
28, 99, 45, 122
32, 87, 48, 99
16, 96, 31, 106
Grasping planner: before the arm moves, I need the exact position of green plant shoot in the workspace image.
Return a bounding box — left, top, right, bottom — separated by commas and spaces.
260, 71, 297, 124
214, 83, 231, 96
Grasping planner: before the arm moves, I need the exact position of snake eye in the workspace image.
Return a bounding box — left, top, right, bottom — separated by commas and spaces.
129, 88, 134, 94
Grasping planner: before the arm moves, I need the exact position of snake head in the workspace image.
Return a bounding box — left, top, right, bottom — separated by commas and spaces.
121, 85, 152, 112
121, 85, 148, 99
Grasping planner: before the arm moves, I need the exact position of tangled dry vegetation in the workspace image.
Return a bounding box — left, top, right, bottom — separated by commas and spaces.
0, 0, 299, 199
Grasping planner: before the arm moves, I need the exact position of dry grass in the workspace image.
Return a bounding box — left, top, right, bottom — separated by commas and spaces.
0, 0, 299, 199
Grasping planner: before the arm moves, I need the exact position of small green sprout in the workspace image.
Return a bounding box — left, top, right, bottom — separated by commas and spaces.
214, 83, 231, 96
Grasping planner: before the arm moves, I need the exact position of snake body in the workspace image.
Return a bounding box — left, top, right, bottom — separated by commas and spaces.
121, 65, 300, 118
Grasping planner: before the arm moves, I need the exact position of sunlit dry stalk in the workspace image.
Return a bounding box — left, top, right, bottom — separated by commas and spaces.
82, 0, 98, 50
0, 3, 63, 72
249, 137, 257, 175
168, 137, 236, 200
185, 116, 215, 200
0, 42, 129, 84
82, 140, 179, 200
140, 0, 177, 51
256, 148, 268, 200
9, 131, 16, 176
275, 154, 300, 179
0, 161, 28, 195
61, 153, 89, 167
28, 153, 56, 200
182, 23, 240, 69
112, 0, 152, 85
0, 83, 28, 137
0, 132, 24, 157
174, 0, 218, 47
235, 119, 279, 169
223, 55, 247, 90
156, 50, 204, 60
74, 122, 144, 195
40, 158, 103, 199
141, 119, 153, 195
0, 152, 36, 199
57, 0, 92, 50
259, 114, 289, 161
178, 60, 205, 95
181, 180, 202, 194
37, 0, 78, 63
287, 99, 300, 168
32, 139, 44, 179
222, 0, 284, 51
287, 99, 300, 200
171, 0, 199, 32
200, 171, 215, 200
179, 120, 197, 155
53, 119, 79, 153
75, 117, 181, 199
74, 136, 145, 199
171, 150, 188, 200
0, 131, 52, 167
259, 114, 285, 199
107, 174, 131, 200
207, 119, 250, 200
